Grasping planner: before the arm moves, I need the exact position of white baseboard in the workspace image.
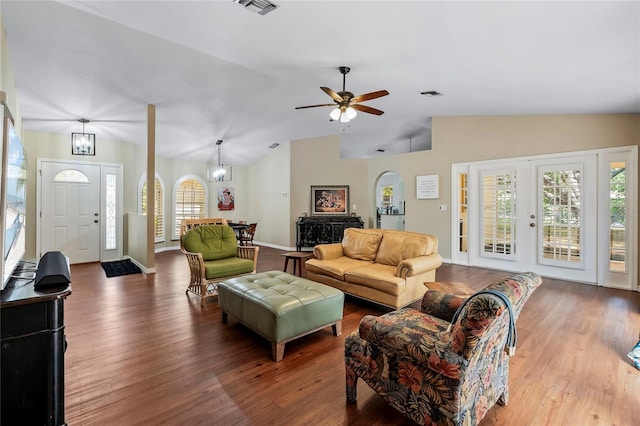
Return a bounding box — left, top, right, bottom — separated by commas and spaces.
251, 240, 296, 251
124, 255, 156, 274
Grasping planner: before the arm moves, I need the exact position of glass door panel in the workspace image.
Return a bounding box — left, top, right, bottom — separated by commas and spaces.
481, 170, 516, 258
532, 156, 597, 283
539, 168, 583, 267
608, 163, 626, 273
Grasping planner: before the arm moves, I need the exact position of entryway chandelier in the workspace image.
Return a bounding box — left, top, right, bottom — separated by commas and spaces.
71, 118, 95, 155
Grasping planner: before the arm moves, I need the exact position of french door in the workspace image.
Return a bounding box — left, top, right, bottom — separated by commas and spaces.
454, 147, 637, 289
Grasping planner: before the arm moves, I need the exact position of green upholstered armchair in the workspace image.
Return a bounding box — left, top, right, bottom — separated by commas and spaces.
180, 219, 258, 306
345, 272, 542, 425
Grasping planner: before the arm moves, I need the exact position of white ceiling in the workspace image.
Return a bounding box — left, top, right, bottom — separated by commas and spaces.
2, 1, 638, 166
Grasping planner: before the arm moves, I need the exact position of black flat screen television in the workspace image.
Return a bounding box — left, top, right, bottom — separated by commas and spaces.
1, 118, 27, 290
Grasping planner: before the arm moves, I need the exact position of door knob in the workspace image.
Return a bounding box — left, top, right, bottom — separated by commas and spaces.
529, 223, 536, 227
94, 213, 99, 216
94, 220, 99, 223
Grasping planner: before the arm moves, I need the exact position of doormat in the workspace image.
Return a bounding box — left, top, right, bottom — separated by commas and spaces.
101, 259, 142, 278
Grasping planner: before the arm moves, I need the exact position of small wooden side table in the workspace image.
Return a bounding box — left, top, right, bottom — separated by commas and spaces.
282, 251, 314, 277
424, 281, 475, 296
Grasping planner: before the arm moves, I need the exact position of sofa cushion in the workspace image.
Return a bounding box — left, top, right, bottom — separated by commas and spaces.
375, 231, 431, 266
345, 263, 405, 296
182, 225, 238, 261
204, 257, 254, 279
342, 228, 383, 261
306, 257, 371, 281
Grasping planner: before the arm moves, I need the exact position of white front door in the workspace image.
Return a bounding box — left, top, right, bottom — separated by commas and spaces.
40, 161, 101, 263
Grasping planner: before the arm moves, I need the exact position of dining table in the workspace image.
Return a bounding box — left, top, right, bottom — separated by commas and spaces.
227, 222, 249, 241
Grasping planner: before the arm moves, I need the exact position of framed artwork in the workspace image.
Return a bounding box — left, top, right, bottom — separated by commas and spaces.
311, 185, 349, 216
416, 174, 439, 199
217, 186, 235, 211
381, 185, 393, 206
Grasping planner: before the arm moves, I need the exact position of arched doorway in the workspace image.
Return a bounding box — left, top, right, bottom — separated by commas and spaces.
374, 171, 405, 230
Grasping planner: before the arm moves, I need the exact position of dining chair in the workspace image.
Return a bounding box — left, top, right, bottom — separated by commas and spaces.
239, 223, 257, 246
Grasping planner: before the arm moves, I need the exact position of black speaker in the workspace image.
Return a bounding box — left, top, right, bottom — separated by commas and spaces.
34, 251, 71, 289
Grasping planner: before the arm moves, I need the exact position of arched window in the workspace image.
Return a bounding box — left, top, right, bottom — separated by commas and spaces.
173, 175, 208, 239
138, 174, 165, 243
53, 169, 90, 183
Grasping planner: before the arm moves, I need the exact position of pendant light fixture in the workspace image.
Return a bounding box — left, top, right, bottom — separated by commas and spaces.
71, 118, 95, 155
208, 139, 226, 182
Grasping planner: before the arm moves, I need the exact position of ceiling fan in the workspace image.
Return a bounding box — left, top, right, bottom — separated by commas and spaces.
295, 66, 389, 123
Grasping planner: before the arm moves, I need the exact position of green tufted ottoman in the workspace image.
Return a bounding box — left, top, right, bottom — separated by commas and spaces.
218, 271, 344, 361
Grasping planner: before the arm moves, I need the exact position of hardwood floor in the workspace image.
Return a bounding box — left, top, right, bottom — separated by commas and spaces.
64, 246, 640, 425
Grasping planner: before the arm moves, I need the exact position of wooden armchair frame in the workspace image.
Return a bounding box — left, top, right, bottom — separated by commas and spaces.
180, 218, 259, 306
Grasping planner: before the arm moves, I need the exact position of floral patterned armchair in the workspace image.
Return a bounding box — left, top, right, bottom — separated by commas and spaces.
345, 272, 542, 425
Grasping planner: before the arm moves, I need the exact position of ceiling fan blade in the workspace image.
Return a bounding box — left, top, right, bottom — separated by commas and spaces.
351, 90, 389, 103
321, 87, 344, 102
295, 103, 336, 110
352, 103, 384, 115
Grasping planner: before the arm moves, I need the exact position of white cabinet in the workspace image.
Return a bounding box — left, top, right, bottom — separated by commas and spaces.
380, 214, 405, 230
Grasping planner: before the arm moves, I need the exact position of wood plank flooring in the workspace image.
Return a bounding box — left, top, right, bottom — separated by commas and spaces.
64, 246, 640, 425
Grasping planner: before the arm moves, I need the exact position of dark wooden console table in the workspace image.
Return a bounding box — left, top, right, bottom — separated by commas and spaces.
1, 278, 71, 425
296, 216, 364, 251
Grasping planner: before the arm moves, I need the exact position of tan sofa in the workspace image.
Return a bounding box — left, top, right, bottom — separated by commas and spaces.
306, 228, 442, 308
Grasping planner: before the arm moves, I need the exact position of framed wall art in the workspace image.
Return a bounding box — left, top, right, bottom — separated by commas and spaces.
217, 186, 235, 211
311, 185, 349, 216
416, 174, 439, 199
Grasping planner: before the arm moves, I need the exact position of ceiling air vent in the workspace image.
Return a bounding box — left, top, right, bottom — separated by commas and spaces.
234, 0, 278, 16
420, 90, 442, 97
268, 143, 279, 149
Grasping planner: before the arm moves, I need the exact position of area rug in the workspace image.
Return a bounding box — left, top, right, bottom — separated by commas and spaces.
101, 259, 142, 278
628, 341, 640, 371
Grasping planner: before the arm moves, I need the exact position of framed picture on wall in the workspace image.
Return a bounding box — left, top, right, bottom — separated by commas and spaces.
217, 186, 235, 211
381, 185, 393, 206
416, 174, 439, 199
311, 185, 349, 216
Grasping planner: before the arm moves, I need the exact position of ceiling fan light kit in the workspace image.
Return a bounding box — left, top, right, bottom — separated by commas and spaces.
296, 66, 389, 122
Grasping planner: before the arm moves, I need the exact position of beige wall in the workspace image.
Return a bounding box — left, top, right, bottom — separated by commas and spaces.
247, 140, 291, 248
21, 113, 639, 264
24, 131, 254, 256
3, 10, 639, 263
366, 114, 640, 259
208, 165, 250, 230
289, 135, 369, 248
23, 130, 142, 258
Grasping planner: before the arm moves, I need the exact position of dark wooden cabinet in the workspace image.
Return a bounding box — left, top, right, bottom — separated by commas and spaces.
296, 216, 364, 250
1, 279, 71, 426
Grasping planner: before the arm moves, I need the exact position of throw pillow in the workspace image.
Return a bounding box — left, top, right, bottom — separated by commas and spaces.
342, 228, 383, 261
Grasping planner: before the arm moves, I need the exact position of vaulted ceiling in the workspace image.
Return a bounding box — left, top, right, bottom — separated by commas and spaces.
2, 1, 638, 166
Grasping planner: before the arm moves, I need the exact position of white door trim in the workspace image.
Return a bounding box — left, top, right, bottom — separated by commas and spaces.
597, 147, 638, 290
